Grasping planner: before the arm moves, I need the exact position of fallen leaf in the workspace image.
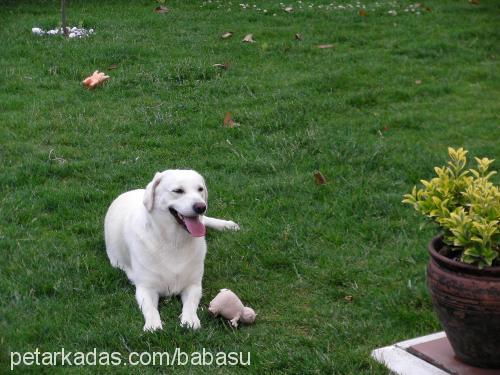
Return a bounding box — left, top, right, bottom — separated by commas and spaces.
294, 33, 303, 41
221, 32, 233, 39
383, 126, 389, 132
415, 79, 422, 85
108, 64, 118, 70
154, 5, 169, 13
284, 6, 293, 13
242, 34, 255, 43
48, 149, 66, 164
469, 0, 480, 4
314, 171, 327, 185
359, 8, 367, 16
213, 63, 230, 70
317, 44, 335, 49
48, 66, 59, 75
223, 112, 240, 128
223, 112, 232, 127
344, 295, 353, 302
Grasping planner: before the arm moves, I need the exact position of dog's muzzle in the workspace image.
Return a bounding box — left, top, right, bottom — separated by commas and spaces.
169, 207, 206, 237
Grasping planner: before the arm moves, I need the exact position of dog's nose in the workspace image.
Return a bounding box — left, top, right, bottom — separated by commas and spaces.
193, 203, 207, 215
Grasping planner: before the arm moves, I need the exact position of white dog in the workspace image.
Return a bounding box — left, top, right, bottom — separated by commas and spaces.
104, 169, 239, 331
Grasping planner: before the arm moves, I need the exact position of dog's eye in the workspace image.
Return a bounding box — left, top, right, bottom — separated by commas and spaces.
198, 187, 204, 192
172, 188, 184, 194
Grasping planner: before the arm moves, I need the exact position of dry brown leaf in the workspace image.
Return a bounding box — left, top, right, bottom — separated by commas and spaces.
154, 5, 169, 13
213, 63, 230, 70
221, 32, 233, 39
223, 112, 240, 128
344, 295, 353, 302
314, 171, 327, 185
317, 44, 335, 49
108, 64, 118, 70
294, 33, 303, 41
223, 112, 233, 127
415, 79, 422, 85
469, 0, 480, 4
359, 8, 367, 16
284, 6, 293, 13
242, 34, 255, 43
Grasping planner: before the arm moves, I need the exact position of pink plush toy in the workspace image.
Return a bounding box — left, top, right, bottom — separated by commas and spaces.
208, 289, 256, 327
82, 70, 109, 89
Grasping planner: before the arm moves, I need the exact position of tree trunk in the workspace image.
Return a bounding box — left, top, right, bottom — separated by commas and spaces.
61, 0, 68, 36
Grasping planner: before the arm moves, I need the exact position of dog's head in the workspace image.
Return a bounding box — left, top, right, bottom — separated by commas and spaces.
143, 170, 208, 237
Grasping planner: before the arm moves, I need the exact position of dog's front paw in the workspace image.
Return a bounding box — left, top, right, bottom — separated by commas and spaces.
180, 314, 201, 330
224, 221, 240, 231
143, 317, 163, 332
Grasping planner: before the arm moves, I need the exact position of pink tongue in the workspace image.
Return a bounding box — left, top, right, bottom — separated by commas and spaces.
183, 216, 206, 237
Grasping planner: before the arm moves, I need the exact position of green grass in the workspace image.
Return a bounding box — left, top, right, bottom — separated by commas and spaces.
0, 0, 499, 373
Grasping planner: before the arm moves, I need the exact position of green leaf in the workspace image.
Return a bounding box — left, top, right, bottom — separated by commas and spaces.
403, 147, 499, 267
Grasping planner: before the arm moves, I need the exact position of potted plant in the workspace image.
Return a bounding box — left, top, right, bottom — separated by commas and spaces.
402, 147, 500, 368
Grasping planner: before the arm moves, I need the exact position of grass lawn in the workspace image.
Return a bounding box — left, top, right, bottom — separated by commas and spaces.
1, 0, 499, 373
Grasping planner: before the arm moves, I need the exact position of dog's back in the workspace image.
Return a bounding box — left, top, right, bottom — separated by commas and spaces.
104, 189, 145, 272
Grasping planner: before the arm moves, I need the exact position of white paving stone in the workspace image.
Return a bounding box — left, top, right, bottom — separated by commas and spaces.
371, 332, 448, 375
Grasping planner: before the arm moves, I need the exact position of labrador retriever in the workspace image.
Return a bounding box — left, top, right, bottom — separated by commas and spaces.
104, 169, 239, 331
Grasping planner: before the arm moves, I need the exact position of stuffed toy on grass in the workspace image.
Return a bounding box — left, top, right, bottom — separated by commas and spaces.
82, 70, 109, 89
208, 289, 256, 327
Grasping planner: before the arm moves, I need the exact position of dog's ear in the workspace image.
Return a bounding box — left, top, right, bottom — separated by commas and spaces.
202, 178, 208, 203
143, 172, 163, 211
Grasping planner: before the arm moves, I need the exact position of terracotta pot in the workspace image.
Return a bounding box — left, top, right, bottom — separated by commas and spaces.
427, 235, 500, 368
